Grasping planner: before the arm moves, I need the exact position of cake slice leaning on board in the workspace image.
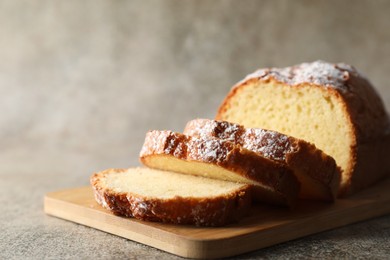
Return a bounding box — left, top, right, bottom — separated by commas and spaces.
139, 130, 300, 207
184, 118, 341, 201
216, 60, 390, 196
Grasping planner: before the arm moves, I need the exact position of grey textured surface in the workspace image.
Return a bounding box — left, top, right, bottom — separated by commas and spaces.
1, 0, 390, 259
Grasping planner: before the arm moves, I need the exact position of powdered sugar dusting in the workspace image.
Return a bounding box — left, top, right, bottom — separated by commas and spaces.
140, 130, 187, 158
187, 137, 233, 163
184, 118, 243, 142
243, 128, 294, 161
241, 60, 360, 91
140, 129, 235, 164
185, 119, 296, 162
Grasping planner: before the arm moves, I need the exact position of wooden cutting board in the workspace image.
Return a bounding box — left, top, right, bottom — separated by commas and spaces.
44, 178, 390, 259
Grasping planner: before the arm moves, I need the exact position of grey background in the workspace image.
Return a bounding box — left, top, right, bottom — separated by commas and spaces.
1, 0, 390, 176
1, 0, 390, 259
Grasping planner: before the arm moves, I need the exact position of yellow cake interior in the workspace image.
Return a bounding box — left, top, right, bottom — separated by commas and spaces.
143, 155, 260, 187
102, 167, 247, 199
218, 81, 355, 188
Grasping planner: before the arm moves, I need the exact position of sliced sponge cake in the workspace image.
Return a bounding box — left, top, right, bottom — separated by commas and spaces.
216, 61, 390, 195
184, 118, 341, 201
91, 168, 251, 226
139, 130, 300, 207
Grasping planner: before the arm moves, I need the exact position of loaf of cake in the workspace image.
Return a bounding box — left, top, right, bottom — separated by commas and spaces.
216, 61, 390, 195
139, 130, 300, 207
91, 168, 251, 226
184, 118, 341, 201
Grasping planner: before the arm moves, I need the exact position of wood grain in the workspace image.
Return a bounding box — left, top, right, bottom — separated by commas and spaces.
44, 178, 390, 259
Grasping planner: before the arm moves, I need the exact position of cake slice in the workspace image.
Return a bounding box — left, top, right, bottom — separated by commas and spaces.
184, 118, 341, 201
90, 168, 251, 226
139, 130, 300, 207
216, 61, 390, 195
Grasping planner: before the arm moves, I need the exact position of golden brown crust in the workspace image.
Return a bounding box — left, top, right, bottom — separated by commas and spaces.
216, 61, 390, 196
184, 119, 341, 201
285, 139, 341, 200
90, 168, 252, 227
140, 130, 300, 207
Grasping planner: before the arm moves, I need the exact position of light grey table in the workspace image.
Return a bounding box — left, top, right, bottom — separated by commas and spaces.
1, 172, 389, 259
